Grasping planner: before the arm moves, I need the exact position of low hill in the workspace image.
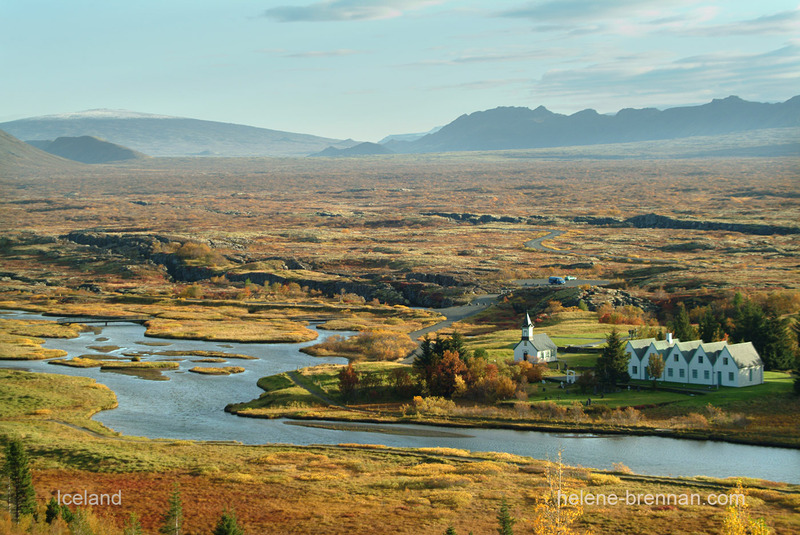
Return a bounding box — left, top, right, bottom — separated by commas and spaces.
0, 129, 82, 174
310, 142, 394, 157
1, 109, 358, 157
28, 136, 146, 164
386, 96, 800, 154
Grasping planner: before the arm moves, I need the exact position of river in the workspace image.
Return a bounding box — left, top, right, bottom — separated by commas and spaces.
2, 310, 798, 483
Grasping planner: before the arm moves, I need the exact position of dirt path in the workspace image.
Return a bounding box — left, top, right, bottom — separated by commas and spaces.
286, 370, 370, 413
399, 295, 498, 364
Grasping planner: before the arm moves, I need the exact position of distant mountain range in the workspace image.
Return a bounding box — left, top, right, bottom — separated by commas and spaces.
28, 136, 146, 164
383, 96, 800, 154
310, 142, 394, 157
0, 109, 357, 157
2, 96, 798, 160
0, 130, 82, 174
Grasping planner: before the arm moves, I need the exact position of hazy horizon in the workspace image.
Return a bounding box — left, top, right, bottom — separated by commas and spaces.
3, 1, 799, 141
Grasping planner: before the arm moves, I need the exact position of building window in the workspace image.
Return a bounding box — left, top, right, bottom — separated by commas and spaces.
728, 372, 734, 381
667, 368, 673, 377
704, 370, 710, 380
692, 370, 697, 379
699, 356, 703, 364
632, 366, 638, 374
723, 357, 728, 365
749, 369, 753, 381
679, 369, 685, 378
674, 355, 679, 362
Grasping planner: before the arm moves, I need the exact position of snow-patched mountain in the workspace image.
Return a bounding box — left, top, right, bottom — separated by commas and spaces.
1, 110, 358, 157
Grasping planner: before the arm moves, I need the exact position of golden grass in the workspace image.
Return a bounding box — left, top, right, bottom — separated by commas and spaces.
144, 318, 318, 343
188, 366, 245, 375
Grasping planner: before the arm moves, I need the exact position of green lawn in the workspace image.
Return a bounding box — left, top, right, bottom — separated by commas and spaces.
519, 371, 794, 410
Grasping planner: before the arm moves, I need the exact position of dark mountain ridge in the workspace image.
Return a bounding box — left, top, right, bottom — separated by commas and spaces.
386, 96, 800, 153
310, 141, 394, 157
0, 129, 82, 174
28, 136, 146, 164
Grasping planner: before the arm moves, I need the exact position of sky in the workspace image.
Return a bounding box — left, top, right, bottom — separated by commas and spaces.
2, 0, 799, 141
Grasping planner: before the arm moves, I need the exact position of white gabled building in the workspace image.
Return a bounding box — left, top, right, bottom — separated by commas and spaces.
626, 334, 764, 388
513, 312, 558, 363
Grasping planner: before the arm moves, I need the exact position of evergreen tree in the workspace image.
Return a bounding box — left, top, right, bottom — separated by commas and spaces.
596, 330, 630, 389
3, 438, 37, 522
496, 499, 515, 535
759, 314, 795, 370
730, 298, 765, 345
124, 512, 144, 535
413, 335, 439, 388
45, 496, 60, 524
794, 323, 800, 396
793, 356, 800, 396
669, 303, 697, 341
444, 526, 457, 535
159, 484, 183, 535
698, 307, 723, 343
60, 504, 74, 523
213, 509, 245, 535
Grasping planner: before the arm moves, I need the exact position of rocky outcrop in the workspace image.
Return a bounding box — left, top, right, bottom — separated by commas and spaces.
421, 212, 552, 225
562, 286, 657, 313
60, 230, 474, 307
624, 213, 799, 236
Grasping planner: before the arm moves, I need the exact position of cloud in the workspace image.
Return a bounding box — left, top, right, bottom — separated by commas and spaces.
498, 0, 668, 23
680, 9, 800, 37
263, 0, 444, 22
407, 49, 560, 67
285, 49, 363, 58
532, 43, 800, 107
428, 78, 532, 91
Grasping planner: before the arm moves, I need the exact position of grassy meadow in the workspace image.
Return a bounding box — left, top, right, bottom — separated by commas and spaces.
2, 368, 799, 535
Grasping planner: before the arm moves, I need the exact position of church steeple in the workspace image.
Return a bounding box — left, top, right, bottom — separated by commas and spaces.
521, 311, 533, 340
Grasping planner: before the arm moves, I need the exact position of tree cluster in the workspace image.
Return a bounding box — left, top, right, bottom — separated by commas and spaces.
595, 329, 630, 390
670, 294, 798, 370
413, 333, 531, 402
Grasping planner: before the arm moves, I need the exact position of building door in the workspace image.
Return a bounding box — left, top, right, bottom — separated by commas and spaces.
717, 371, 722, 386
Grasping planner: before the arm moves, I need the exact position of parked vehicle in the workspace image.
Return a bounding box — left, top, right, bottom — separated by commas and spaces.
548, 276, 566, 285
564, 275, 577, 281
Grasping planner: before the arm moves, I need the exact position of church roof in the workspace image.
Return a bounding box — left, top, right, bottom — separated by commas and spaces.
523, 311, 533, 328
515, 333, 557, 352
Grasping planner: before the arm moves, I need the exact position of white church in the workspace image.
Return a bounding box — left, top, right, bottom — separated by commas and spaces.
513, 312, 558, 363
626, 334, 764, 388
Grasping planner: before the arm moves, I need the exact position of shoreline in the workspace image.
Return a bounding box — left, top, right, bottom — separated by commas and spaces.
228, 408, 800, 450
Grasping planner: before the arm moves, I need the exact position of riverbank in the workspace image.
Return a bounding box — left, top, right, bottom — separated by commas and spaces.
227, 364, 800, 449
2, 368, 799, 535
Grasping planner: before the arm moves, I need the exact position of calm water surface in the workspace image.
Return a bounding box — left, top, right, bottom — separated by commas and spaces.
2, 310, 798, 483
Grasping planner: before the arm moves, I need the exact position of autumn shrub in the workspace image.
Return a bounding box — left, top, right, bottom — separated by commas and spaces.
670, 413, 709, 429
589, 473, 622, 486
568, 401, 588, 423
306, 330, 416, 361
611, 462, 634, 474
529, 401, 568, 420
407, 396, 455, 416
598, 303, 647, 325
609, 407, 643, 425
516, 360, 547, 383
